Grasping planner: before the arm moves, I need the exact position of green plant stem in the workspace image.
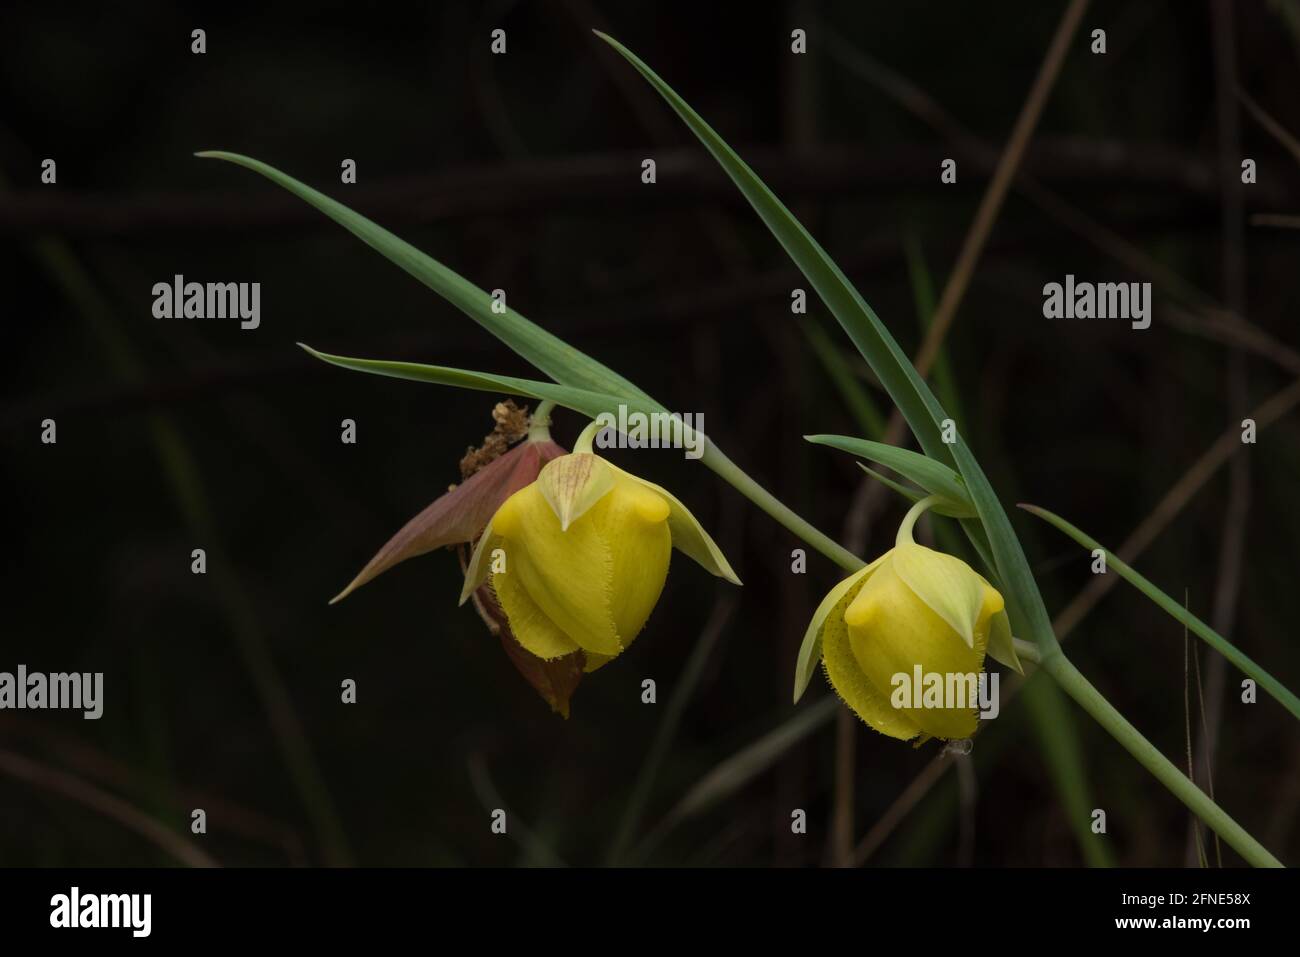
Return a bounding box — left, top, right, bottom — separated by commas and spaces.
1013, 637, 1042, 664
1038, 651, 1282, 867
1023, 504, 1300, 722
574, 418, 603, 453
700, 443, 863, 572
528, 399, 556, 441
532, 398, 556, 421
896, 494, 941, 547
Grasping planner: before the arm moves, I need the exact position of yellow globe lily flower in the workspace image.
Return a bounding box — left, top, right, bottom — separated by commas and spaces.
461, 437, 741, 672
798, 497, 1022, 741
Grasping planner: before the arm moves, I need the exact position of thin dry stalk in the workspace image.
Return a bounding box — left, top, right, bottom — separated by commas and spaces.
0, 748, 218, 868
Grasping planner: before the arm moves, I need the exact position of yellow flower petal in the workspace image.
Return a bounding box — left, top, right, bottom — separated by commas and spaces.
793, 552, 888, 703
845, 557, 990, 740
599, 477, 672, 647
496, 484, 623, 657
821, 566, 923, 741
492, 567, 582, 660
611, 465, 741, 585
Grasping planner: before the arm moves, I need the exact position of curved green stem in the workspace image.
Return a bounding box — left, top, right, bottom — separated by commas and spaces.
1039, 651, 1283, 867
699, 443, 863, 572
528, 399, 556, 442
574, 418, 603, 453
896, 494, 941, 547
1023, 504, 1300, 722
1012, 637, 1042, 665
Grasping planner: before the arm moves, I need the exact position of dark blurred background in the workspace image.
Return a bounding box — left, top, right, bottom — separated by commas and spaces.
2, 0, 1298, 867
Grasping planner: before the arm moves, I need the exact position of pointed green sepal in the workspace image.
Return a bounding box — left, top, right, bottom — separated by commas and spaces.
460, 519, 502, 606
793, 556, 885, 703
614, 466, 741, 586
986, 608, 1023, 675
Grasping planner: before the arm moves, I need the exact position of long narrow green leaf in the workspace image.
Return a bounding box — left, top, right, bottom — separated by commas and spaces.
596, 33, 1058, 654
592, 35, 950, 464
1022, 504, 1300, 722
298, 343, 641, 422
807, 437, 994, 573
203, 153, 865, 572
198, 151, 658, 409
806, 434, 971, 509
858, 463, 927, 504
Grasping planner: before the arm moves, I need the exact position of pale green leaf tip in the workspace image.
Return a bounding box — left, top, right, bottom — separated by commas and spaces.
707, 548, 743, 587
996, 639, 1026, 676
792, 674, 809, 705
713, 541, 743, 586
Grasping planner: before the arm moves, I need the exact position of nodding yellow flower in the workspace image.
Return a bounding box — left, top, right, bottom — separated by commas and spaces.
801, 497, 1021, 741
461, 442, 741, 672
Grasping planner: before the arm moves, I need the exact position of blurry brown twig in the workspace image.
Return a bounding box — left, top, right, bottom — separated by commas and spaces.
1237, 88, 1300, 164
4, 207, 1214, 438
819, 12, 1294, 349
838, 0, 1091, 547
911, 0, 1091, 378
1188, 0, 1249, 866
832, 0, 1092, 864
0, 715, 305, 863
1249, 213, 1300, 228
853, 754, 952, 864
2, 141, 1289, 237
0, 748, 218, 868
